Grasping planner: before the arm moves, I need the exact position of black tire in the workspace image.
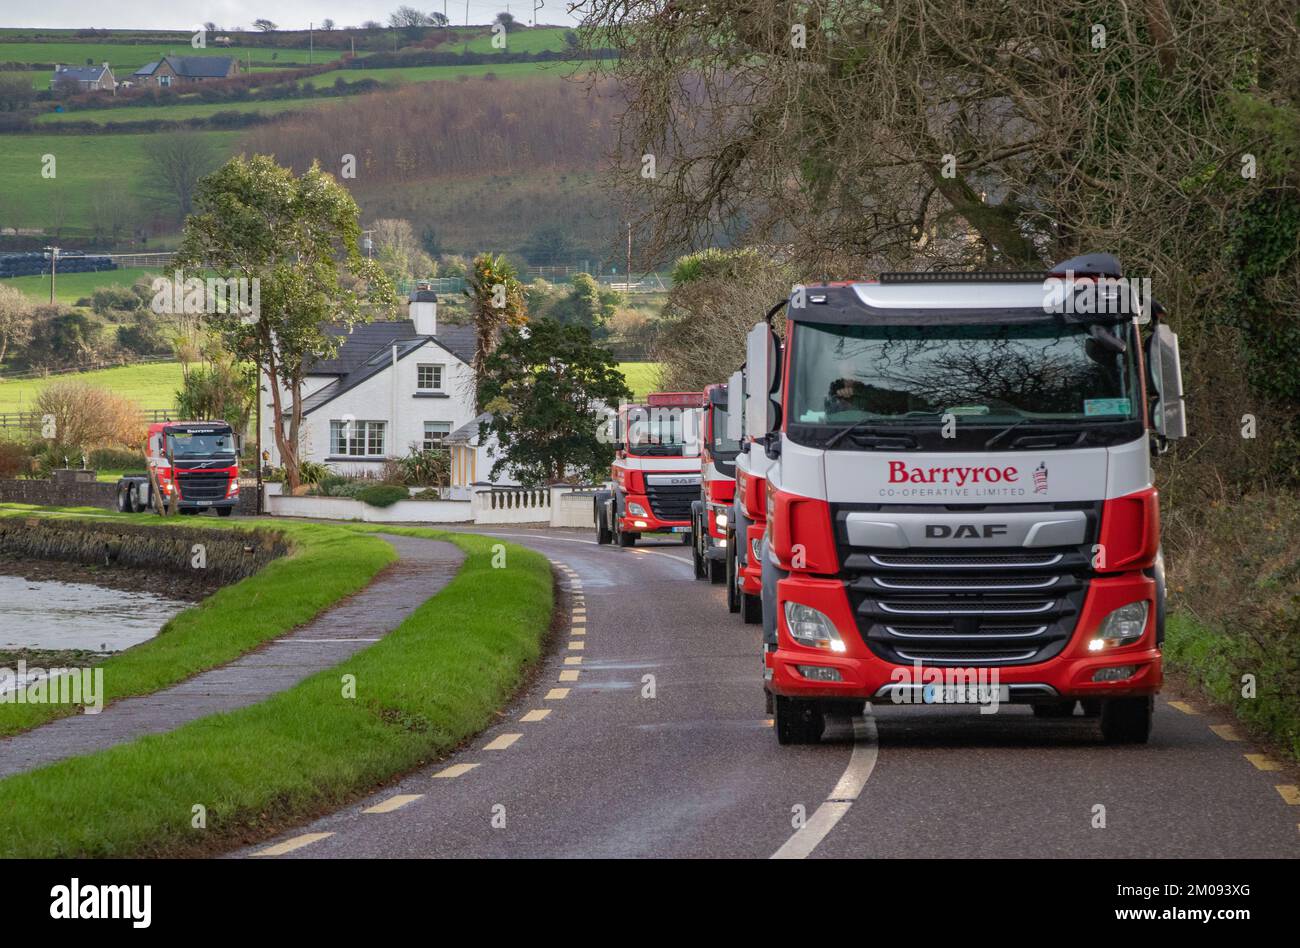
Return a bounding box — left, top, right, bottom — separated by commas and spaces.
1032, 700, 1077, 718
742, 591, 763, 625
595, 503, 612, 545
1100, 696, 1153, 744
115, 487, 129, 513
725, 531, 740, 613
616, 522, 637, 547
708, 556, 725, 584
1080, 699, 1103, 717
130, 486, 147, 513
774, 695, 824, 745
217, 507, 233, 517
691, 514, 707, 579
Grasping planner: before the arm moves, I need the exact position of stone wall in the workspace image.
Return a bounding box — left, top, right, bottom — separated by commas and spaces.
0, 472, 259, 515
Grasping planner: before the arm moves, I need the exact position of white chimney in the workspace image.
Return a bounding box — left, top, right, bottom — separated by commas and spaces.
409, 284, 437, 336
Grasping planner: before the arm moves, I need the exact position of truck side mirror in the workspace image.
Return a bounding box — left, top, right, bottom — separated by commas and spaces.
1146, 324, 1187, 441
744, 322, 777, 440
725, 370, 744, 443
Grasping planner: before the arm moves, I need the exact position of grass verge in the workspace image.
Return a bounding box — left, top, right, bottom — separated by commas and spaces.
0, 526, 552, 857
1165, 612, 1300, 762
0, 507, 396, 737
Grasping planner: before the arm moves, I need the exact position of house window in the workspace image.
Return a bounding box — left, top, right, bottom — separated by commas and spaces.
330, 420, 386, 457
417, 363, 444, 391
158, 75, 171, 87
423, 421, 451, 451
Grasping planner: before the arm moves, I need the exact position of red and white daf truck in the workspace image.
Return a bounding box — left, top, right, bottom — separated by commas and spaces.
595, 392, 703, 547
727, 362, 775, 624
747, 254, 1186, 745
116, 420, 241, 517
690, 383, 740, 582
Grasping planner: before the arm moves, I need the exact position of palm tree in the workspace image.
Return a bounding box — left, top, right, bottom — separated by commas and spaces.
464, 253, 527, 409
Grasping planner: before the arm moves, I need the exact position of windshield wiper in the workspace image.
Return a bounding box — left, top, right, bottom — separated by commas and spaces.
824, 422, 917, 450
984, 419, 1030, 449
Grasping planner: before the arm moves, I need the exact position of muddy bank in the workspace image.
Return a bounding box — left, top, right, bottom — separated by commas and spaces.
0, 554, 219, 601
0, 518, 288, 589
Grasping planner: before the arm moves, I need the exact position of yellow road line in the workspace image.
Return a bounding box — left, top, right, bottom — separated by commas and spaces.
484, 733, 522, 751
564, 656, 583, 665
1167, 701, 1198, 715
363, 794, 423, 814
545, 687, 570, 700
559, 670, 580, 682
434, 763, 479, 779
1245, 754, 1281, 771
1275, 785, 1300, 805
520, 709, 550, 722
568, 640, 585, 650
1210, 724, 1243, 742
571, 627, 585, 636
250, 832, 334, 857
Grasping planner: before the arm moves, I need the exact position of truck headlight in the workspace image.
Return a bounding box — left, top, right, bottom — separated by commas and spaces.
714, 510, 728, 529
1092, 601, 1149, 648
783, 602, 846, 653
627, 502, 648, 517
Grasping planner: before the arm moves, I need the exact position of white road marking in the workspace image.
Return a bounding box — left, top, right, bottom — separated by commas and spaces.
472, 531, 693, 568
771, 712, 879, 860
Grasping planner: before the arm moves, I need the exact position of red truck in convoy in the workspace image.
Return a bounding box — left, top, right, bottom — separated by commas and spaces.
595, 392, 703, 547
689, 383, 740, 582
726, 364, 773, 625
115, 421, 241, 517
745, 255, 1186, 745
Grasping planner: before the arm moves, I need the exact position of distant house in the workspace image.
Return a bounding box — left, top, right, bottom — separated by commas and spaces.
50, 63, 115, 92
261, 289, 516, 488
131, 55, 239, 88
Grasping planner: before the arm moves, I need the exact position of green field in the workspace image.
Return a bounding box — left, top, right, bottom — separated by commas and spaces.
338, 59, 589, 84
0, 358, 658, 412
618, 362, 661, 399
2, 266, 157, 304
0, 131, 240, 234
0, 42, 344, 72
461, 26, 574, 54
37, 95, 353, 125
0, 362, 183, 412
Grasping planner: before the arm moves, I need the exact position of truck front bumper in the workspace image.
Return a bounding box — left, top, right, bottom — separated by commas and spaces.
619, 495, 690, 535
767, 571, 1162, 703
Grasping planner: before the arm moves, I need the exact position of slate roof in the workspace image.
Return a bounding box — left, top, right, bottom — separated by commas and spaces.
445, 412, 492, 446
53, 65, 110, 82
164, 56, 236, 78
132, 61, 160, 77
294, 320, 477, 416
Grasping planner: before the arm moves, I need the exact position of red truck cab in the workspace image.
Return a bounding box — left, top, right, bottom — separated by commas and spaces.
595, 392, 703, 547
690, 383, 740, 582
116, 421, 240, 516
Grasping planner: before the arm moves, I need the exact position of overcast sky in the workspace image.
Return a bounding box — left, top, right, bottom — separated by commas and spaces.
5, 1, 581, 30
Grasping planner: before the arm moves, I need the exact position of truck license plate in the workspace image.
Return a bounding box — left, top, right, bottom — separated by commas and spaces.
671, 526, 691, 533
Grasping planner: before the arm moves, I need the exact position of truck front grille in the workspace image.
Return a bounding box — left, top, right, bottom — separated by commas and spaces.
644, 484, 695, 522
177, 471, 230, 501
834, 503, 1099, 666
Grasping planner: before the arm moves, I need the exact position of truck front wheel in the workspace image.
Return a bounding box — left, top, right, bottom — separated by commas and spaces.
595, 503, 612, 545
217, 507, 233, 517
116, 487, 130, 513
1100, 696, 1153, 744
773, 695, 824, 745
725, 532, 740, 613
741, 591, 762, 625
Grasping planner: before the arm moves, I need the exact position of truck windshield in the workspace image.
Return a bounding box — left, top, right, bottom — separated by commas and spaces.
788, 321, 1140, 440
626, 407, 701, 457
169, 431, 236, 460
711, 405, 741, 457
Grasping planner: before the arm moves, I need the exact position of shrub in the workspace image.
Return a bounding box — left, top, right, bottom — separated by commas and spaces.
297, 460, 329, 486
0, 441, 33, 478
356, 484, 409, 508
35, 381, 145, 452
86, 447, 146, 473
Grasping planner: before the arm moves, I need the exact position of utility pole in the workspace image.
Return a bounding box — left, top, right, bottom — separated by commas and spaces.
255, 337, 263, 515
466, 0, 470, 27
309, 22, 313, 64
626, 223, 632, 288
44, 246, 59, 304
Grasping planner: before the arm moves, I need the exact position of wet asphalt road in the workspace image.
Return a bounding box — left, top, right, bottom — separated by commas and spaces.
235, 527, 1300, 859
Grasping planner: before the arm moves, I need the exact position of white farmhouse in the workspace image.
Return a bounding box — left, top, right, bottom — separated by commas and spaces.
260, 288, 492, 479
